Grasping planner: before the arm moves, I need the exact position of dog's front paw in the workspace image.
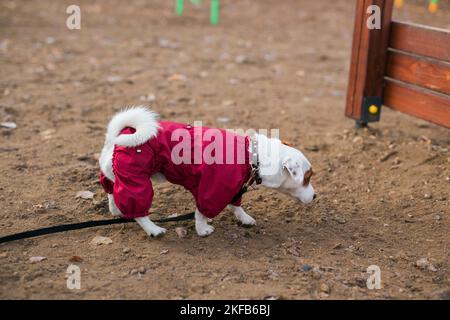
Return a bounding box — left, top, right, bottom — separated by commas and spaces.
135, 217, 167, 239
232, 207, 257, 227
149, 226, 167, 237
196, 223, 215, 237
238, 214, 257, 227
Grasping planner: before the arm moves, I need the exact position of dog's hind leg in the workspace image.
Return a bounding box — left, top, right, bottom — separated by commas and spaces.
108, 194, 123, 217
195, 209, 215, 237
135, 216, 167, 237
228, 205, 256, 226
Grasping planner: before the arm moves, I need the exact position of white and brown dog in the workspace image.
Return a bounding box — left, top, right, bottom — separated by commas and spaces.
99, 107, 315, 237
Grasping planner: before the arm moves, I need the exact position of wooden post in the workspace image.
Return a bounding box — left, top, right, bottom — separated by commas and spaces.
345, 0, 394, 126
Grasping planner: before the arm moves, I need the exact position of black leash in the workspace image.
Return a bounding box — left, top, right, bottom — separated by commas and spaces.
0, 212, 196, 244
0, 175, 258, 245
0, 157, 261, 244
0, 183, 251, 245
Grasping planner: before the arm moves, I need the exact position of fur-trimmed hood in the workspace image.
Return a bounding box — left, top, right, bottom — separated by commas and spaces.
104, 106, 160, 148
99, 106, 160, 182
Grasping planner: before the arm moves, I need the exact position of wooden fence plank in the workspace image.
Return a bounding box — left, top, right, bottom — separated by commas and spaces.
384, 80, 450, 128
390, 21, 450, 61
386, 50, 450, 95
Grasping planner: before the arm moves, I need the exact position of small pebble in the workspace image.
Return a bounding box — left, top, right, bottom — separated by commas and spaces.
235, 55, 249, 64
334, 215, 347, 224
319, 292, 329, 299
30, 256, 47, 263
107, 75, 123, 83
352, 137, 363, 144
158, 38, 178, 49
175, 227, 187, 238
91, 235, 113, 246
296, 70, 306, 77
130, 269, 138, 275
320, 283, 330, 294
45, 36, 55, 44
138, 267, 146, 274
76, 190, 94, 200
221, 100, 235, 107
0, 122, 17, 129
168, 74, 187, 82
140, 94, 156, 102
302, 264, 312, 272
312, 268, 322, 280
216, 117, 230, 124
416, 258, 437, 272
306, 145, 320, 152
229, 78, 240, 85
264, 296, 279, 300
69, 256, 83, 263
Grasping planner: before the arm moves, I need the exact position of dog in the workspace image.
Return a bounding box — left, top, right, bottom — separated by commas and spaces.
99, 106, 315, 237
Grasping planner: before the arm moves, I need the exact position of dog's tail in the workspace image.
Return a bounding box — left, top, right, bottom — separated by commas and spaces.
104, 106, 160, 147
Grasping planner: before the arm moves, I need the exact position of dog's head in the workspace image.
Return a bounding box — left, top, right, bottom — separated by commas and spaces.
259, 137, 316, 204
278, 149, 315, 204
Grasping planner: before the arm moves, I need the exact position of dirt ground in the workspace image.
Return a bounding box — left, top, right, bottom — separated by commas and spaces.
0, 0, 449, 300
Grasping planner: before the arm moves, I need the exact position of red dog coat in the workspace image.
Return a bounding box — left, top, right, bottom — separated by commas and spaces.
100, 120, 251, 219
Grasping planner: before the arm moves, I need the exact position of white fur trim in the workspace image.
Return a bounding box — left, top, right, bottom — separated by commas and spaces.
99, 144, 115, 182
99, 106, 160, 180
105, 106, 160, 147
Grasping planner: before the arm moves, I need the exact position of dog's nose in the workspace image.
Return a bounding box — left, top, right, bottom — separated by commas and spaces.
313, 194, 317, 200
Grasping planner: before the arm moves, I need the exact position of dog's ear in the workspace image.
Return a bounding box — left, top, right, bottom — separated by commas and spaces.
282, 157, 303, 183
281, 140, 293, 147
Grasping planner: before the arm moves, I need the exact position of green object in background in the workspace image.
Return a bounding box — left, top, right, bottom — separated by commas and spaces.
176, 0, 184, 16
210, 0, 219, 25
429, 0, 438, 12
176, 0, 220, 25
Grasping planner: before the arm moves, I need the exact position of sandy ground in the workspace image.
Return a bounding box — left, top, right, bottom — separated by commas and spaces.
0, 0, 449, 300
